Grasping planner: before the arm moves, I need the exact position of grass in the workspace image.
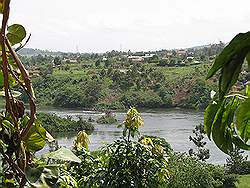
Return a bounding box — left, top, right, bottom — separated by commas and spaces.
237, 174, 250, 188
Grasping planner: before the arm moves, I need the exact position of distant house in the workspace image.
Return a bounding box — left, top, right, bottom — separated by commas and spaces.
143, 53, 156, 59
102, 57, 108, 61
187, 56, 194, 60
176, 50, 186, 56
62, 58, 78, 63
165, 51, 173, 57
128, 56, 144, 62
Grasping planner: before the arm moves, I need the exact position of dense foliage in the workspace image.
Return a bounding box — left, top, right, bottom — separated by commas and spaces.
66, 108, 238, 188
18, 48, 217, 110
0, 1, 246, 187
226, 147, 250, 175
166, 153, 238, 188
0, 1, 50, 186
96, 111, 118, 124
37, 112, 94, 134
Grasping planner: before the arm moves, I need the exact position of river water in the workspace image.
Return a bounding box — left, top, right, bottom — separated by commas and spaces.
38, 108, 250, 165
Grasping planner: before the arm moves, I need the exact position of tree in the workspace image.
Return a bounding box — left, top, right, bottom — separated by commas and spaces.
189, 124, 210, 161
204, 32, 250, 154
53, 56, 61, 66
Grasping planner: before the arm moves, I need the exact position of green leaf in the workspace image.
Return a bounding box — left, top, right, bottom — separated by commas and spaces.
0, 90, 22, 97
211, 99, 238, 154
232, 136, 250, 150
7, 24, 26, 46
204, 103, 219, 139
236, 99, 250, 143
219, 58, 244, 99
2, 120, 15, 131
42, 147, 81, 163
24, 120, 46, 152
25, 166, 44, 183
207, 32, 250, 79
246, 85, 250, 98
27, 165, 60, 187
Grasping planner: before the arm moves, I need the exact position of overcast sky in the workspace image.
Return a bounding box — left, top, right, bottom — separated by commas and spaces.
9, 0, 250, 53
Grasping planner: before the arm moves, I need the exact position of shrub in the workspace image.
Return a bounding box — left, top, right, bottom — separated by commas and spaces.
225, 147, 250, 175
100, 139, 169, 188
96, 111, 118, 124
37, 113, 94, 134
165, 153, 238, 188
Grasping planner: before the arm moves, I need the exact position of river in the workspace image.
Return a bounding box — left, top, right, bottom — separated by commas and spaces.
37, 107, 250, 165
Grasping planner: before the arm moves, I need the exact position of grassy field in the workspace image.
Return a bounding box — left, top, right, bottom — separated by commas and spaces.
237, 175, 250, 188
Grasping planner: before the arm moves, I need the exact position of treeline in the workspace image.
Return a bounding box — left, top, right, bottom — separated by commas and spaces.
17, 46, 220, 110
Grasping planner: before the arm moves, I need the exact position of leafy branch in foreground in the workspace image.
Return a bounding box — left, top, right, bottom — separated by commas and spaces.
0, 0, 50, 187
204, 31, 250, 154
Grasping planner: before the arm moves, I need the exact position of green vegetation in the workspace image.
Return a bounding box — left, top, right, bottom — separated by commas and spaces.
189, 123, 210, 161
18, 43, 221, 110
237, 175, 250, 188
0, 1, 248, 187
68, 108, 238, 188
96, 111, 118, 124
166, 153, 238, 188
37, 113, 94, 134
204, 32, 250, 154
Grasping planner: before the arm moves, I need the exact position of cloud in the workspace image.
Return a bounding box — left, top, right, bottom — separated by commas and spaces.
9, 0, 250, 52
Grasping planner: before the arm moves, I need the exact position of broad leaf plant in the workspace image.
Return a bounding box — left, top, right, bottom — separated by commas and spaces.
205, 32, 250, 154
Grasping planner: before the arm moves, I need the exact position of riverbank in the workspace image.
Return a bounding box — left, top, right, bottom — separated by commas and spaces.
36, 108, 246, 165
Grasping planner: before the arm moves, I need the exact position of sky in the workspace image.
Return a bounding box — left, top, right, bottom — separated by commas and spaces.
9, 0, 250, 53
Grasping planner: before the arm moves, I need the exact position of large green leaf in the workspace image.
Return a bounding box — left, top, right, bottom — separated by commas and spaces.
26, 165, 60, 187
207, 32, 250, 100
236, 99, 250, 143
219, 58, 245, 99
42, 147, 81, 163
232, 136, 250, 150
25, 166, 44, 183
211, 105, 231, 154
24, 120, 46, 152
204, 103, 219, 139
211, 98, 239, 154
207, 32, 250, 79
7, 24, 26, 46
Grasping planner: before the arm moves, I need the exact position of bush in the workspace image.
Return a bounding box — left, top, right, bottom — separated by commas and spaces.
70, 108, 170, 188
165, 153, 238, 188
96, 111, 118, 124
226, 147, 250, 175
181, 79, 212, 109
37, 113, 94, 134
120, 90, 164, 108
98, 139, 169, 188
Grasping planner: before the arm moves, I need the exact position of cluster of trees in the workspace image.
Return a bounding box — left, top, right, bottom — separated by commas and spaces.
22, 60, 213, 110
0, 1, 249, 187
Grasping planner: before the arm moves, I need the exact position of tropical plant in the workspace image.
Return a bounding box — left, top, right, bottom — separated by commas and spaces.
70, 108, 170, 188
0, 0, 51, 186
204, 32, 250, 153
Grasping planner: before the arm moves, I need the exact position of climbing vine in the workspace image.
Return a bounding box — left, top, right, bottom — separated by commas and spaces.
0, 0, 48, 186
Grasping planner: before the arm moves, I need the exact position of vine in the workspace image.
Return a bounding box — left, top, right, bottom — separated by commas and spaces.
0, 0, 47, 187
